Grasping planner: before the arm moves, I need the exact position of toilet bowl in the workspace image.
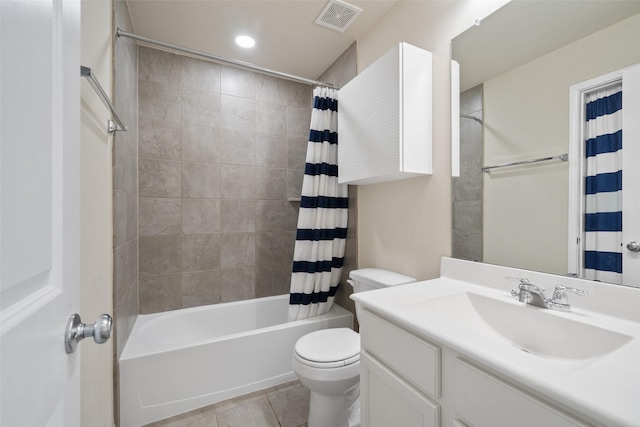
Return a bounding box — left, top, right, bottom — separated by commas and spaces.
292, 268, 416, 427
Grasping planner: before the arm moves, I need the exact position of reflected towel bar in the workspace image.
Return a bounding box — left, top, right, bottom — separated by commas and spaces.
80, 66, 127, 132
482, 153, 568, 172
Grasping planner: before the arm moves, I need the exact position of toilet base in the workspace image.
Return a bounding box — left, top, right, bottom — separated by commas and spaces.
307, 383, 360, 427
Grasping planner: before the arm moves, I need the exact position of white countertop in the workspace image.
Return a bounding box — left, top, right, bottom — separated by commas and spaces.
351, 258, 640, 427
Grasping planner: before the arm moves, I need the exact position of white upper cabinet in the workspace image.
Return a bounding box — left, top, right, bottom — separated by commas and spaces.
338, 42, 432, 185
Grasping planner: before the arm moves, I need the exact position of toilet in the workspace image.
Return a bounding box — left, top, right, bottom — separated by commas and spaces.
292, 268, 416, 427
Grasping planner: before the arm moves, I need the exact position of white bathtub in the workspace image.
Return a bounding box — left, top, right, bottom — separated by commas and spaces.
119, 294, 353, 427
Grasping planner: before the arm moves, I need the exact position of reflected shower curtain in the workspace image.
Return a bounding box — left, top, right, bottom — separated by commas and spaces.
584, 83, 623, 284
288, 87, 348, 321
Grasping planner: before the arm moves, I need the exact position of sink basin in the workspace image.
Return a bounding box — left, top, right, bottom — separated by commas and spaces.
409, 292, 632, 359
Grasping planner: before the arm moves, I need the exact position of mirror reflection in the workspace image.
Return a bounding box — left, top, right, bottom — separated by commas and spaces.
451, 0, 640, 286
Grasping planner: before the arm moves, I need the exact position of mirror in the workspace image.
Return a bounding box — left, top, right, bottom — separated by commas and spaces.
451, 0, 640, 284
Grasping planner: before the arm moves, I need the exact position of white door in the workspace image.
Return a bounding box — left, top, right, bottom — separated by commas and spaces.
1, 0, 82, 425
568, 64, 640, 287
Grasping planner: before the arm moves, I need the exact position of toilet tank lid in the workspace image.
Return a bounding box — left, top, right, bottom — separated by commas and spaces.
349, 268, 416, 287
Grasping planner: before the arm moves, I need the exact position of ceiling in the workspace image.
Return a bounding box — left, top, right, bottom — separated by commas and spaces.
452, 0, 640, 91
125, 0, 399, 82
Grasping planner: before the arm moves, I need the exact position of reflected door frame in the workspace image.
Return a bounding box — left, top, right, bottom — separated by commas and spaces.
568, 64, 640, 287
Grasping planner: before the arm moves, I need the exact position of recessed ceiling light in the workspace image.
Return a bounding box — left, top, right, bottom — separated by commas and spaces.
235, 35, 255, 48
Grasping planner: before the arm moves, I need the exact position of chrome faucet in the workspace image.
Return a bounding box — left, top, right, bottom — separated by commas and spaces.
508, 277, 588, 312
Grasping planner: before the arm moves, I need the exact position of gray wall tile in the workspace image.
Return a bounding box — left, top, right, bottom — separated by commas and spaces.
256, 101, 286, 136
139, 197, 181, 237
182, 57, 221, 92
182, 124, 220, 163
139, 118, 181, 160
255, 168, 286, 200
221, 95, 255, 132
182, 234, 221, 272
182, 161, 221, 198
220, 200, 256, 233
182, 88, 221, 127
139, 235, 182, 275
256, 134, 286, 168
220, 129, 255, 165
182, 198, 220, 234
139, 159, 181, 197
221, 267, 256, 303
221, 66, 256, 99
139, 273, 182, 314
220, 234, 255, 269
139, 79, 181, 122
182, 271, 222, 307
220, 165, 256, 199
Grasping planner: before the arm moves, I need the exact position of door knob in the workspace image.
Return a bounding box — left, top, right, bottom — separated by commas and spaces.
627, 241, 640, 252
65, 313, 112, 354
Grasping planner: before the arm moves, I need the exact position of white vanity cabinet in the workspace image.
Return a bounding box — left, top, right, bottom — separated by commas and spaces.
338, 42, 432, 185
358, 308, 593, 427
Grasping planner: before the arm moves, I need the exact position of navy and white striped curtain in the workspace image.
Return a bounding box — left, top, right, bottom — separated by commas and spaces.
584, 83, 623, 284
288, 87, 348, 321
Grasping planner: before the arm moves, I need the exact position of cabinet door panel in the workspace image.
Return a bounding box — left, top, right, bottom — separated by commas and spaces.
361, 351, 440, 427
455, 359, 590, 427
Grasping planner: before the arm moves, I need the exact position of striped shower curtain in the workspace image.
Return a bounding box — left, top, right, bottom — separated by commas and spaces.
288, 87, 348, 321
584, 83, 623, 284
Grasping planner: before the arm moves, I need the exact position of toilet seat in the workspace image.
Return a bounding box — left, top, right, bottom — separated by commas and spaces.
294, 328, 360, 369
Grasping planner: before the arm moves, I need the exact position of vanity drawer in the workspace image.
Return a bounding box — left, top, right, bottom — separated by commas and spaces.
359, 308, 441, 399
454, 358, 590, 427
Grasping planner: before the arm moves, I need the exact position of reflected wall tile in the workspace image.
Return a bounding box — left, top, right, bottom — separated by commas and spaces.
255, 168, 286, 200
139, 197, 181, 237
114, 238, 138, 304
220, 165, 256, 199
113, 135, 137, 194
182, 124, 220, 163
256, 200, 288, 232
221, 267, 256, 303
256, 232, 293, 266
139, 80, 181, 123
182, 56, 221, 93
182, 161, 221, 199
256, 101, 286, 136
139, 273, 182, 314
182, 270, 222, 308
285, 81, 312, 108
221, 66, 256, 99
182, 88, 221, 127
220, 200, 256, 233
139, 118, 181, 160
286, 136, 308, 170
139, 235, 182, 275
256, 134, 286, 168
220, 234, 255, 269
221, 95, 255, 132
453, 175, 483, 202
182, 198, 220, 234
139, 47, 181, 85
452, 229, 482, 262
286, 169, 304, 200
220, 129, 256, 165
453, 200, 483, 231
113, 190, 137, 247
286, 107, 312, 139
256, 74, 287, 105
139, 159, 181, 197
182, 234, 221, 272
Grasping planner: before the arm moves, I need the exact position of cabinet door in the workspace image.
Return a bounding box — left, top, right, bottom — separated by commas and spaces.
361, 351, 440, 427
455, 359, 590, 427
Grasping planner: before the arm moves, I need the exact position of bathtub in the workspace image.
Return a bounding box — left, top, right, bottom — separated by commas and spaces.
119, 294, 353, 427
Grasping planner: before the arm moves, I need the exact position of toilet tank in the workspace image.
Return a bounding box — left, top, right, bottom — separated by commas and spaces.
348, 268, 416, 293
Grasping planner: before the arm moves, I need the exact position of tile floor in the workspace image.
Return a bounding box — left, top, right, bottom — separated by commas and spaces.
145, 380, 309, 427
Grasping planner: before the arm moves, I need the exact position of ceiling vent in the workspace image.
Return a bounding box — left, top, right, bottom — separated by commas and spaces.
314, 0, 363, 33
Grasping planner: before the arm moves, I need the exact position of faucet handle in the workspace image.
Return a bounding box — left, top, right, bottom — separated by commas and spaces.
552, 285, 588, 304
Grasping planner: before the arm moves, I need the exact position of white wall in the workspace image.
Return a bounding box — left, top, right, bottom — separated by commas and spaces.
355, 1, 508, 280
483, 13, 640, 275
80, 0, 114, 425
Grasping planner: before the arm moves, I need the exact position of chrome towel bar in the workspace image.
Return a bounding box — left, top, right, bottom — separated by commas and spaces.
80, 66, 127, 133
482, 153, 568, 172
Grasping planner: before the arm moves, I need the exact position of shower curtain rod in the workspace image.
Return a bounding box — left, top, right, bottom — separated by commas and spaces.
116, 29, 337, 89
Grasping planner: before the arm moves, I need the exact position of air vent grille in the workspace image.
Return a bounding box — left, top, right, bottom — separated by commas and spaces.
314, 0, 362, 33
